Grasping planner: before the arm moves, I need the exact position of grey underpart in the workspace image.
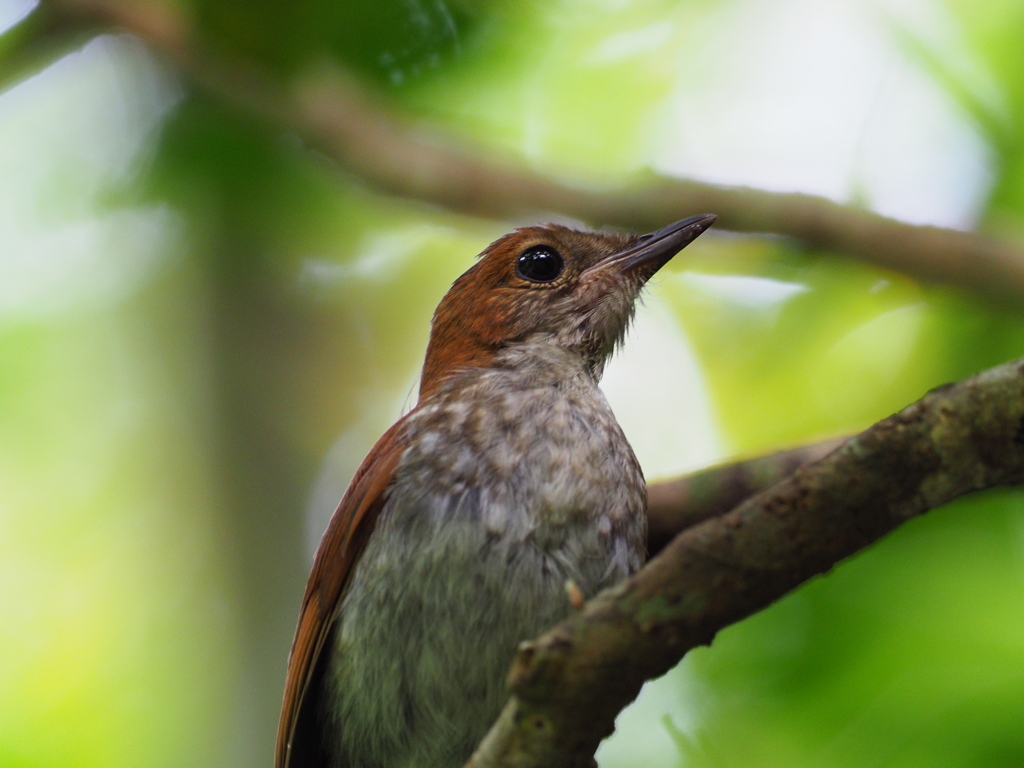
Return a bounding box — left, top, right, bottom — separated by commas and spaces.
326, 342, 646, 768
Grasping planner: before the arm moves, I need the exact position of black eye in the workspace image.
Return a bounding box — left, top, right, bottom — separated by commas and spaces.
515, 246, 564, 283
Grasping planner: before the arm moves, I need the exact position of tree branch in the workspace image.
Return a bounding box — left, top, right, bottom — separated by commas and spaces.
42, 0, 1024, 303
466, 357, 1024, 768
646, 436, 847, 556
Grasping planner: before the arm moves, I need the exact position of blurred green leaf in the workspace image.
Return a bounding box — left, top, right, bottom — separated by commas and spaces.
195, 0, 481, 84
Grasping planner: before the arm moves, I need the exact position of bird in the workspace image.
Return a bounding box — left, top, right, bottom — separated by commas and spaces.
275, 213, 717, 768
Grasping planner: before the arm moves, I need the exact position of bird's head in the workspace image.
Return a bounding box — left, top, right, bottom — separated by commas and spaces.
419, 214, 716, 399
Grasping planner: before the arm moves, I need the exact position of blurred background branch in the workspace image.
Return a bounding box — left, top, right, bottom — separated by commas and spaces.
30, 0, 1024, 302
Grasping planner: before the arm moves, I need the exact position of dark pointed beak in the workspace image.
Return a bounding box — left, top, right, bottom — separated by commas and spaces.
609, 214, 717, 276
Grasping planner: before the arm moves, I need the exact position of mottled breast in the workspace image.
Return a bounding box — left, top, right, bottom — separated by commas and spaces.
326, 347, 646, 768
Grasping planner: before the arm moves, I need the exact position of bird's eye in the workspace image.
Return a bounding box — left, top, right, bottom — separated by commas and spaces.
515, 246, 564, 283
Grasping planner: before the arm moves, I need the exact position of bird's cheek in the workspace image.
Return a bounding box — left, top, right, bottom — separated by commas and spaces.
592, 290, 636, 345
474, 293, 521, 345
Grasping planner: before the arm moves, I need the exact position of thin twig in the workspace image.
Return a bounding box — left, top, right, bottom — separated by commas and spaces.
42, 0, 1024, 303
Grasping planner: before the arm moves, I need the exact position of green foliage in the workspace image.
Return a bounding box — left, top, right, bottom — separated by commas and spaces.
195, 0, 481, 83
